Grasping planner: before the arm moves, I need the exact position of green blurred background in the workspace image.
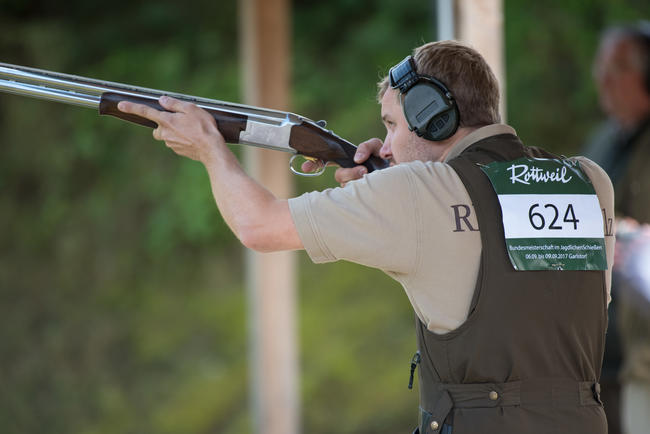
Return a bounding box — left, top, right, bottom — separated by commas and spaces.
1, 1, 649, 433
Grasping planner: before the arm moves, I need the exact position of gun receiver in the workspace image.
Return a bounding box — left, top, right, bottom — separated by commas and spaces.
0, 62, 388, 175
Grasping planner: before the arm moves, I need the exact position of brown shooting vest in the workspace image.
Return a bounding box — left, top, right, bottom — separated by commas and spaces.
413, 134, 608, 434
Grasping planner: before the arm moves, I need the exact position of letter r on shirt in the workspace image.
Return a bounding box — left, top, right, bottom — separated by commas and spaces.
451, 204, 478, 232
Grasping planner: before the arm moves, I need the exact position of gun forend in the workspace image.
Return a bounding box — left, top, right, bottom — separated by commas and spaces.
99, 92, 250, 148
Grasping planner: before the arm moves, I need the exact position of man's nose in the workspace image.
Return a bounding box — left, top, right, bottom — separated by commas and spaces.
379, 140, 392, 160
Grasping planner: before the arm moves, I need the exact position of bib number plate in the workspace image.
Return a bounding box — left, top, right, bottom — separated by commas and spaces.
481, 158, 607, 271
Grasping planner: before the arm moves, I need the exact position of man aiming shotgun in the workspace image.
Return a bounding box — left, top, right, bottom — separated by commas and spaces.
121, 40, 615, 433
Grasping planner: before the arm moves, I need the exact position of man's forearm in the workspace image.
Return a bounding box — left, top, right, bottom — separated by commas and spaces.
202, 141, 303, 252
114, 96, 303, 253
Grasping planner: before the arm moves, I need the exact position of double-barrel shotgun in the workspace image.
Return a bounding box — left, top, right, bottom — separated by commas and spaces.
0, 62, 388, 176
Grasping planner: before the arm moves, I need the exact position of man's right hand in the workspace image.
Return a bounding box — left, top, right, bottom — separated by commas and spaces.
300, 137, 385, 186
334, 138, 384, 186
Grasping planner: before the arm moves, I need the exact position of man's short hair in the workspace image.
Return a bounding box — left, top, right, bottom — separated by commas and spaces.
379, 40, 501, 128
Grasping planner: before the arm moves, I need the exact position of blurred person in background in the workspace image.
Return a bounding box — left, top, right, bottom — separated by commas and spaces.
585, 21, 650, 434
119, 40, 614, 434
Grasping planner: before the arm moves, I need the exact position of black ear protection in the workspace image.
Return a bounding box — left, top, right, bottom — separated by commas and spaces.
389, 55, 460, 141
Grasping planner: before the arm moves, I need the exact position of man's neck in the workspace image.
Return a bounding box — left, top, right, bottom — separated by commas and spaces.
436, 127, 478, 161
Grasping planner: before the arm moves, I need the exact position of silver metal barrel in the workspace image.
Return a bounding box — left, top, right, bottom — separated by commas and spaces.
0, 62, 306, 126
0, 76, 100, 108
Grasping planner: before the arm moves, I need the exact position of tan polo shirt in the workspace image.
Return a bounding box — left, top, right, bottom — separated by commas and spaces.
288, 124, 615, 334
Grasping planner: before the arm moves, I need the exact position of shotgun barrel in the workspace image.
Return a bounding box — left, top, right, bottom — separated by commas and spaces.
0, 62, 388, 175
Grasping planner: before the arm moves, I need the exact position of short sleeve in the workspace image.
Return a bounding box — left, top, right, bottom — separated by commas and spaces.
288, 164, 419, 274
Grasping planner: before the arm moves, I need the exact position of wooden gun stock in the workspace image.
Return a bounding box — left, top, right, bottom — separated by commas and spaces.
287, 121, 388, 171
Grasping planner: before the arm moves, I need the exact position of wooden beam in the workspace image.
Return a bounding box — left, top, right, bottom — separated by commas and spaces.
239, 1, 299, 433
455, 0, 507, 121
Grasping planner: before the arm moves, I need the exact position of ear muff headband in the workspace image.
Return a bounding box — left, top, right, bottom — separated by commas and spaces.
389, 55, 460, 141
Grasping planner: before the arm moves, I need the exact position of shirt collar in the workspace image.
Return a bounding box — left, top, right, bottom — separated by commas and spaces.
443, 124, 517, 162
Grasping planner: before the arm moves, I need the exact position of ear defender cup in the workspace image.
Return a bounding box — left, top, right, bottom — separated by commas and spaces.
389, 55, 460, 141
401, 78, 460, 141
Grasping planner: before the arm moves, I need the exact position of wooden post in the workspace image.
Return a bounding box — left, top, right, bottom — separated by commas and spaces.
447, 0, 507, 121
239, 1, 299, 434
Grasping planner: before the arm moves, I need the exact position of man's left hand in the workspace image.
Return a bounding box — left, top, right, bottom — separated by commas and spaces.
117, 96, 225, 164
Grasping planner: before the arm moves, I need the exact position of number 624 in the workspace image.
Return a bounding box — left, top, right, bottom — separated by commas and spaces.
528, 203, 579, 230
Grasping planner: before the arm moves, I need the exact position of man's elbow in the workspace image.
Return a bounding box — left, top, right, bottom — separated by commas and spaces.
234, 200, 301, 253
237, 221, 302, 253
238, 226, 276, 253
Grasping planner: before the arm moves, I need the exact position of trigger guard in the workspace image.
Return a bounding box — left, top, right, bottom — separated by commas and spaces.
289, 155, 326, 177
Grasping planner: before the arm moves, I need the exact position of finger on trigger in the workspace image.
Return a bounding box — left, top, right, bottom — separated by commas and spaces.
301, 160, 317, 173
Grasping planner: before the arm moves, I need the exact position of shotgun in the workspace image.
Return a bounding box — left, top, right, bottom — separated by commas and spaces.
0, 62, 388, 176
